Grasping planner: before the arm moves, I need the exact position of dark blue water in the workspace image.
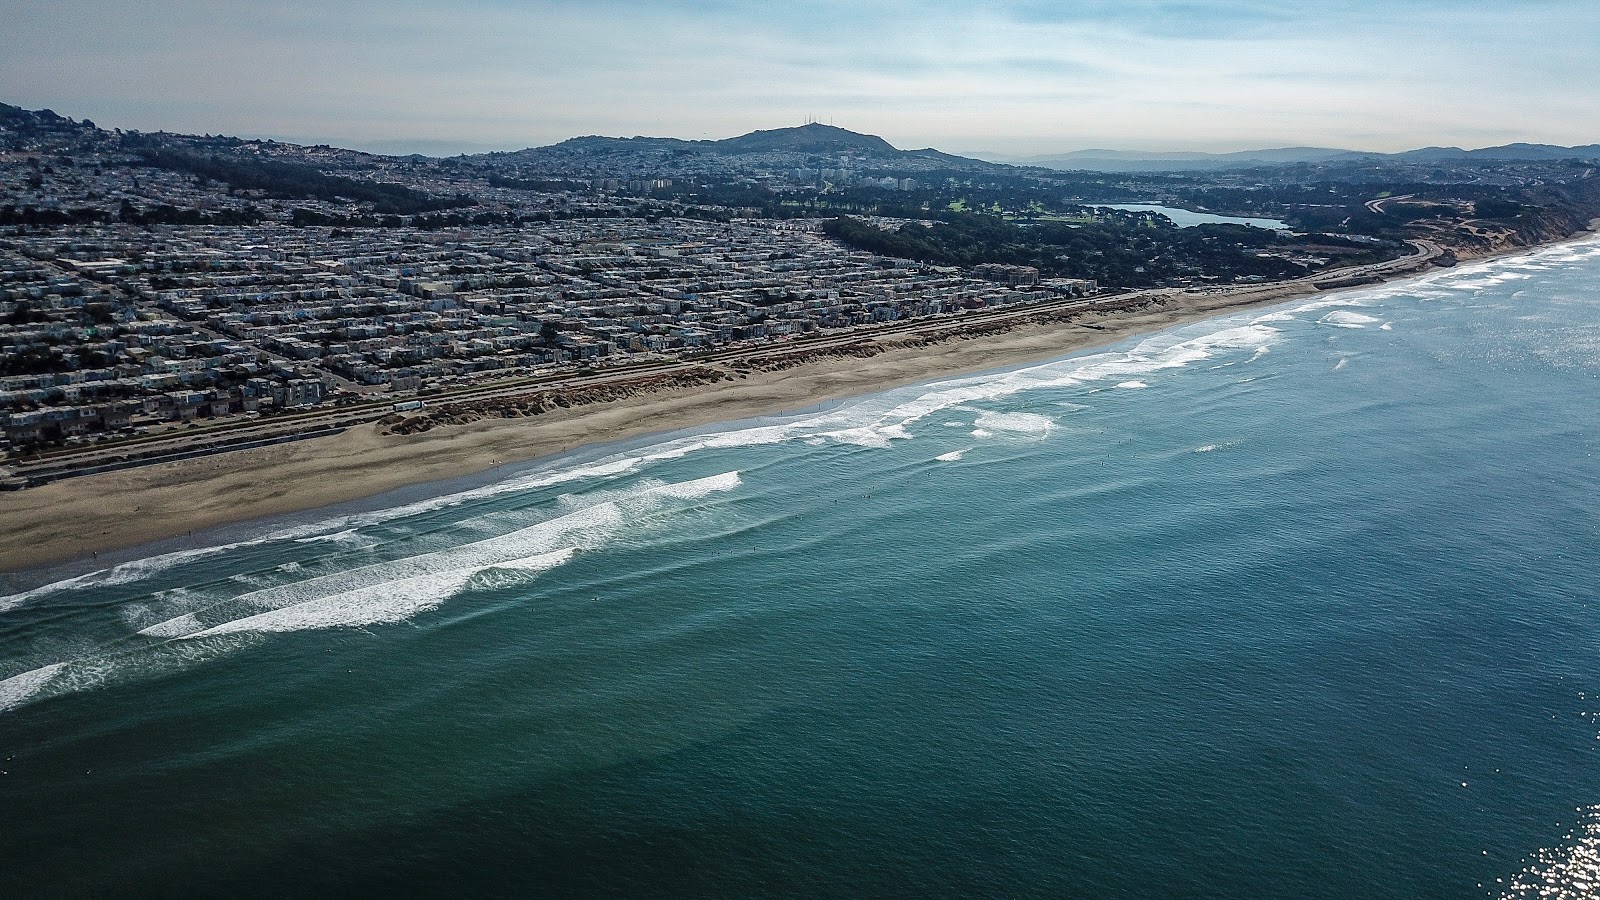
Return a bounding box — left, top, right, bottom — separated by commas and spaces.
4, 238, 1600, 897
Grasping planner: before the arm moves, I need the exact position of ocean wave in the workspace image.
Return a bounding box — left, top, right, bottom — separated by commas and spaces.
0, 570, 106, 614
0, 662, 66, 713
863, 322, 1280, 434
650, 469, 743, 499
935, 449, 968, 462
0, 541, 262, 613
816, 423, 913, 449
293, 528, 361, 544
0, 632, 265, 716
137, 613, 203, 640
974, 412, 1053, 435
0, 457, 658, 610
1319, 310, 1382, 329
334, 455, 649, 528
140, 471, 740, 639
183, 549, 574, 639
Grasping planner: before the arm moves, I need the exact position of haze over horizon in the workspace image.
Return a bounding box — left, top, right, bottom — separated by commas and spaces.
3, 0, 1598, 157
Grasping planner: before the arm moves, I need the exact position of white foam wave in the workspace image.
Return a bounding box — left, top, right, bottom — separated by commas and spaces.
149, 506, 615, 636
0, 663, 66, 713
136, 613, 203, 639
817, 423, 913, 449
0, 533, 334, 613
338, 456, 649, 527
0, 632, 269, 715
652, 470, 743, 499
973, 412, 1053, 435
652, 422, 796, 457
185, 549, 575, 639
98, 539, 266, 587
866, 322, 1279, 434
1445, 278, 1506, 291
144, 472, 739, 639
1319, 310, 1382, 329
935, 449, 968, 462
0, 570, 106, 613
1117, 380, 1149, 389
294, 528, 360, 544
1286, 296, 1378, 314
1, 457, 654, 607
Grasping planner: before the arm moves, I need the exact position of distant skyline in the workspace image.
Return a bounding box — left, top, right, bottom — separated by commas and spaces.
4, 0, 1598, 157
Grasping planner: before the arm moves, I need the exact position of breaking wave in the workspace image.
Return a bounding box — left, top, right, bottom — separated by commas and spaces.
1320, 310, 1383, 329
184, 550, 575, 639
141, 471, 740, 640
0, 662, 66, 713
973, 412, 1053, 435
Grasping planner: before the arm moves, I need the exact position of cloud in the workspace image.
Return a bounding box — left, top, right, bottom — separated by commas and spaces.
1, 0, 1596, 154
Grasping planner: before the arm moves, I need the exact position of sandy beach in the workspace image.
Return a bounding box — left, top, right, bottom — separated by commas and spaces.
1, 229, 1590, 575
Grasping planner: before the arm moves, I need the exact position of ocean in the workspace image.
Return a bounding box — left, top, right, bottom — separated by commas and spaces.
4, 237, 1600, 897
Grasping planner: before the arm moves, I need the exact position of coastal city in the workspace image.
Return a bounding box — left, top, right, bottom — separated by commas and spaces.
0, 217, 1094, 455
9, 3, 1600, 898
0, 107, 1124, 461
4, 102, 1597, 474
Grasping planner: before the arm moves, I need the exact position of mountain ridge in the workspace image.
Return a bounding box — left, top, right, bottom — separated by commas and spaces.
982, 143, 1600, 172
4, 101, 1595, 174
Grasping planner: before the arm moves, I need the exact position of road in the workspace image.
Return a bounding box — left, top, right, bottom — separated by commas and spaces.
1365, 193, 1416, 215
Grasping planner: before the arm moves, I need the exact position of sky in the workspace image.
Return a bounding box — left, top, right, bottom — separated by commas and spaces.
3, 0, 1597, 157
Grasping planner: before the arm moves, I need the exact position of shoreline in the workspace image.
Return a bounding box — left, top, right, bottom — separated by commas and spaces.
3, 228, 1594, 575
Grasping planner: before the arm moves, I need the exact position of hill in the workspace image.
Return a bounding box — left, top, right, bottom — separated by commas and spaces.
712, 123, 898, 155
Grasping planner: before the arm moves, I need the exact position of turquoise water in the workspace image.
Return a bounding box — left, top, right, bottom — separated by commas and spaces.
1105, 203, 1290, 230
4, 238, 1600, 897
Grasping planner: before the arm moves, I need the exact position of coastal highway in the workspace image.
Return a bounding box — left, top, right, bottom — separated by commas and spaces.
1, 240, 1441, 488
1365, 193, 1416, 215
